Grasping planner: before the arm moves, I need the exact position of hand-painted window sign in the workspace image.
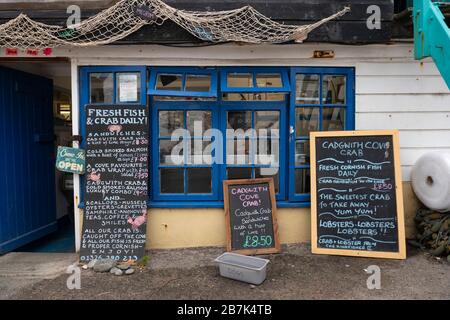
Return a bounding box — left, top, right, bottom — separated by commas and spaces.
223, 178, 280, 255
310, 130, 406, 259
56, 146, 85, 174
80, 105, 149, 262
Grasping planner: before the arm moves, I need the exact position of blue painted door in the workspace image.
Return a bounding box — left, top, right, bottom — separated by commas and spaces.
0, 66, 57, 254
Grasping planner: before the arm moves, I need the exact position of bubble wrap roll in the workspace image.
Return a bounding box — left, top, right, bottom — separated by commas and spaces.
411, 152, 450, 212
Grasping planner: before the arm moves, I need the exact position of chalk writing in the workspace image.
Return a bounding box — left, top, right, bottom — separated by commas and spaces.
314, 135, 399, 252
80, 105, 148, 262
224, 179, 279, 254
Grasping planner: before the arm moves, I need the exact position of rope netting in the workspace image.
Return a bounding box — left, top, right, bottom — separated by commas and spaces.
0, 0, 350, 49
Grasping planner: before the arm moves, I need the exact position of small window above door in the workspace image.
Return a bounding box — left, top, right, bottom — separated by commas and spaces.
84, 66, 146, 105
220, 68, 290, 93
148, 67, 218, 97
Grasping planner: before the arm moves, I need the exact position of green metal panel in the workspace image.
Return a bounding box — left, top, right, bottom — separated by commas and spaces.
413, 0, 450, 89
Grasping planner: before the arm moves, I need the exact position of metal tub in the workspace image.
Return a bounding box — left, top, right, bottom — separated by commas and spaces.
214, 252, 270, 285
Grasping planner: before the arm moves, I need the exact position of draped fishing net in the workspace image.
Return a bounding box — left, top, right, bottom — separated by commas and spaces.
0, 0, 350, 49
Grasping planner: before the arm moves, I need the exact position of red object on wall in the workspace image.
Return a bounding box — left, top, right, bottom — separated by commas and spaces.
26, 49, 38, 56
5, 48, 18, 56
43, 48, 53, 56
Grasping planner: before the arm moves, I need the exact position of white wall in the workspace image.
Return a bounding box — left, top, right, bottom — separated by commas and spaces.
355, 61, 450, 181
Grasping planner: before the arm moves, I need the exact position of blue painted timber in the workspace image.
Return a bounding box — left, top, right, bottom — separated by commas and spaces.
0, 66, 57, 254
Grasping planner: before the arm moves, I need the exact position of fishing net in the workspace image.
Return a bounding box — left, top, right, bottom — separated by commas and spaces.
0, 0, 350, 49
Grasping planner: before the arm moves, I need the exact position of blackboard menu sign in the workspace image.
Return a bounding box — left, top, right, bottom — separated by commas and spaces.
223, 178, 280, 255
80, 105, 149, 262
310, 130, 406, 259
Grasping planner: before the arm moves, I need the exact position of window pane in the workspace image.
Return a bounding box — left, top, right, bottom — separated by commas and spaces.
227, 167, 252, 180
256, 138, 279, 165
227, 73, 253, 88
296, 108, 319, 137
256, 74, 282, 88
187, 110, 211, 136
160, 140, 183, 165
323, 108, 345, 131
222, 93, 286, 101
256, 111, 279, 133
187, 168, 212, 193
227, 111, 252, 131
117, 72, 140, 103
189, 139, 212, 165
296, 74, 319, 104
295, 140, 310, 165
160, 169, 184, 193
156, 74, 182, 91
159, 111, 184, 136
256, 168, 279, 193
185, 75, 211, 92
256, 111, 280, 165
323, 75, 346, 104
226, 138, 252, 165
90, 73, 113, 103
295, 169, 311, 194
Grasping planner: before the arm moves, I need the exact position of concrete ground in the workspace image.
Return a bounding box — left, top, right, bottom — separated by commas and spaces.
0, 252, 78, 299
1, 244, 449, 300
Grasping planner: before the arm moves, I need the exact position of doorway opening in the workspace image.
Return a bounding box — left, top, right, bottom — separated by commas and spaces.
0, 59, 75, 254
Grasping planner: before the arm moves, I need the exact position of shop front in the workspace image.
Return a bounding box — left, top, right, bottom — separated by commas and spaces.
1, 0, 449, 255
77, 63, 355, 249
68, 39, 447, 251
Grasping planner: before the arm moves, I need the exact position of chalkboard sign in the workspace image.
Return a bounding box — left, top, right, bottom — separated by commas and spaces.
310, 130, 406, 259
80, 105, 149, 262
223, 178, 280, 255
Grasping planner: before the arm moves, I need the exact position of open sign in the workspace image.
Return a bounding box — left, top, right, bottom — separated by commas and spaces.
56, 146, 85, 174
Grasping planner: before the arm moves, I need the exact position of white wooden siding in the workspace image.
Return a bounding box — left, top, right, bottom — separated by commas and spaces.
356, 113, 450, 130
356, 94, 450, 112
355, 59, 450, 181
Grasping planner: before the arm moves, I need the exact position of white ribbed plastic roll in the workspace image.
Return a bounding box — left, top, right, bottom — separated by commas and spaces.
411, 152, 450, 212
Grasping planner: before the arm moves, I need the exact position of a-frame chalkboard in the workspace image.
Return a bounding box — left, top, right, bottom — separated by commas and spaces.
310, 130, 406, 259
223, 178, 280, 255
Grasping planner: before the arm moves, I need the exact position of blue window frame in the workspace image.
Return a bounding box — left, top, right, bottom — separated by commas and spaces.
289, 67, 355, 202
219, 101, 287, 201
220, 67, 290, 93
79, 66, 355, 208
148, 67, 218, 97
151, 101, 220, 201
149, 67, 289, 203
150, 100, 287, 202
